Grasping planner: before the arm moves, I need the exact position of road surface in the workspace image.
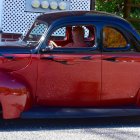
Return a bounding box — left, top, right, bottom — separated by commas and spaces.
0, 116, 140, 140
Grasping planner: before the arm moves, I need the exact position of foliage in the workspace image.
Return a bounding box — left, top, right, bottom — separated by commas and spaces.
130, 8, 140, 18
132, 0, 140, 4
95, 0, 124, 17
96, 0, 140, 32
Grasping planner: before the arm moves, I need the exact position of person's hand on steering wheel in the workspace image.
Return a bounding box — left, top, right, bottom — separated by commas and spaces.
49, 40, 61, 48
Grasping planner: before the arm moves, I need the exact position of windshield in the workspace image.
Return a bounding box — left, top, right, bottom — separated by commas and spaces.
23, 21, 48, 46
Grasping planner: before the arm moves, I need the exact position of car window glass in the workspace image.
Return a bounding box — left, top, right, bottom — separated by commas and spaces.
103, 27, 127, 49
83, 26, 90, 38
24, 22, 48, 46
30, 23, 47, 36
50, 27, 66, 41
48, 25, 96, 49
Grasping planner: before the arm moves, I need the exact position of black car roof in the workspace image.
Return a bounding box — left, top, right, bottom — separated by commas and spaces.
37, 10, 124, 23
37, 10, 140, 42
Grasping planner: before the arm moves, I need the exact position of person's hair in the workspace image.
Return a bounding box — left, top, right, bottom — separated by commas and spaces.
72, 26, 84, 38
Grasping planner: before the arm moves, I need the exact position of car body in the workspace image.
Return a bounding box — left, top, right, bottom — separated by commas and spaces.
0, 11, 140, 119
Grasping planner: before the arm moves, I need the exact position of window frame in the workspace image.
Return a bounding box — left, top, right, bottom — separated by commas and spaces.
40, 21, 100, 54
23, 20, 48, 44
101, 25, 131, 52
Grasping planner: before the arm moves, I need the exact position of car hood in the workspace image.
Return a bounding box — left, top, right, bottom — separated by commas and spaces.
0, 41, 27, 48
0, 41, 34, 54
0, 41, 32, 72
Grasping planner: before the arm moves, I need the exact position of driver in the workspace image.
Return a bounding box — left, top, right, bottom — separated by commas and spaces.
64, 26, 87, 48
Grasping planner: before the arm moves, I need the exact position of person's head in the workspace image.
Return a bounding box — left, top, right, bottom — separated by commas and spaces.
72, 26, 85, 43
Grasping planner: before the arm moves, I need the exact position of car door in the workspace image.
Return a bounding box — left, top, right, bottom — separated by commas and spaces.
101, 25, 140, 106
36, 24, 102, 107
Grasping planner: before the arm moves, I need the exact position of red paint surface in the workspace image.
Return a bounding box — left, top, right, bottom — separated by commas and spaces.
101, 53, 140, 106
0, 54, 35, 119
36, 54, 101, 106
0, 11, 140, 119
0, 52, 140, 119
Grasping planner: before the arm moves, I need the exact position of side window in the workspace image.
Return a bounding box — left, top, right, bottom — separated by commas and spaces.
50, 27, 66, 41
25, 22, 48, 43
48, 25, 96, 48
30, 23, 47, 36
83, 26, 90, 38
103, 27, 127, 49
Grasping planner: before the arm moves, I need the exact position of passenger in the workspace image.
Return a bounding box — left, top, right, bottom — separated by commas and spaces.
65, 26, 87, 48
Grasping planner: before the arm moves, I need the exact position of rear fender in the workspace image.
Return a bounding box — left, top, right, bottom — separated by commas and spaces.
0, 71, 32, 119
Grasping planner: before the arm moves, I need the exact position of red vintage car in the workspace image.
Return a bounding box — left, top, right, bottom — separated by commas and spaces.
0, 11, 140, 119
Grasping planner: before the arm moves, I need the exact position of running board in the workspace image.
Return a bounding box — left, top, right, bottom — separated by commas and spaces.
21, 107, 140, 119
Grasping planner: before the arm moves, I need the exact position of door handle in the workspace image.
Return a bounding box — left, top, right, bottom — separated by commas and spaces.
4, 56, 15, 60
103, 57, 118, 62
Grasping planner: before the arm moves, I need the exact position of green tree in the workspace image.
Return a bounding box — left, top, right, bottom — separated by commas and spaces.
96, 0, 140, 32
96, 0, 124, 17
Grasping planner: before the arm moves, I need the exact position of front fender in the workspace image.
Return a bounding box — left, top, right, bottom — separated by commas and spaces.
0, 71, 32, 119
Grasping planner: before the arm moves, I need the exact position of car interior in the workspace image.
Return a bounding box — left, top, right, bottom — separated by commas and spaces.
48, 25, 96, 48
